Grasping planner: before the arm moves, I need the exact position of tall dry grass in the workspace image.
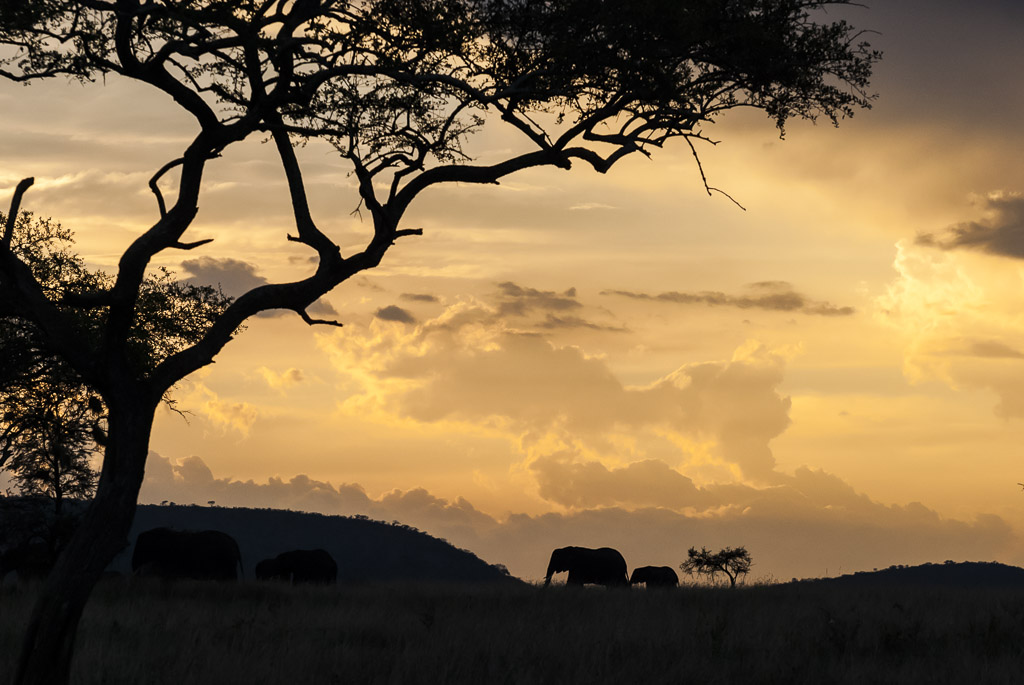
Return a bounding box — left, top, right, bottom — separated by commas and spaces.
4, 578, 1024, 684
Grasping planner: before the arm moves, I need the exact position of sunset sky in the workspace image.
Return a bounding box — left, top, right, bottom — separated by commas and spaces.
4, 0, 1024, 583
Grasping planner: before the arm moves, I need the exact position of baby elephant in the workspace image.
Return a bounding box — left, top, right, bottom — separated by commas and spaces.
256, 548, 337, 584
629, 565, 679, 588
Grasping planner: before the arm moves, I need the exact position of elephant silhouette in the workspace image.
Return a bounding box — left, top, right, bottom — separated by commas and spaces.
544, 546, 628, 587
131, 527, 242, 581
629, 565, 679, 588
255, 548, 337, 584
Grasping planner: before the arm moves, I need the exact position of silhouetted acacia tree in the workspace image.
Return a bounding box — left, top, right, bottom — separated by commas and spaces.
3, 378, 100, 514
0, 1, 877, 682
681, 545, 753, 587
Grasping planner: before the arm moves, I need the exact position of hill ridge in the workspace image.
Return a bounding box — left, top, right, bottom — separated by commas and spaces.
106, 503, 519, 584
794, 560, 1024, 589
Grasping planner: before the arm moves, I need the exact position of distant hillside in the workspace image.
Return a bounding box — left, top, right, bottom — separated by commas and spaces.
106, 504, 520, 585
795, 561, 1024, 589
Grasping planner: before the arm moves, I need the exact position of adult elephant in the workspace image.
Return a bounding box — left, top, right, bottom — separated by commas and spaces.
132, 528, 242, 581
255, 548, 337, 584
629, 565, 679, 588
0, 540, 54, 582
544, 546, 627, 587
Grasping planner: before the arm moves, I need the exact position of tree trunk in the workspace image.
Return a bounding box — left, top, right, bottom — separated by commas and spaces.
14, 400, 155, 685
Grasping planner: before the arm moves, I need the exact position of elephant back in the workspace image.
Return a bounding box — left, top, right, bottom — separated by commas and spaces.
258, 548, 338, 584
630, 565, 679, 587
132, 527, 241, 581
546, 545, 628, 587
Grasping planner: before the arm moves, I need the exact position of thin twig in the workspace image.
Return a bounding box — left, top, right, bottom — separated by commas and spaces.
685, 138, 746, 211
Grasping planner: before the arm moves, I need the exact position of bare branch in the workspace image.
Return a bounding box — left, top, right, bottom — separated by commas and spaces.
270, 125, 339, 257
2, 178, 34, 249
296, 309, 344, 328
148, 159, 184, 219
393, 228, 423, 243
685, 137, 746, 211
170, 238, 214, 250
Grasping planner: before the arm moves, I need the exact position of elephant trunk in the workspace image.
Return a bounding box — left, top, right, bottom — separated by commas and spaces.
544, 557, 557, 586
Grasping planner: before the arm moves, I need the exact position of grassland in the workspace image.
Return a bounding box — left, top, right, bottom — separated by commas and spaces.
4, 578, 1024, 684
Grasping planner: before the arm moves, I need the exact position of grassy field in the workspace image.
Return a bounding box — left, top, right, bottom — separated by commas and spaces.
4, 579, 1024, 684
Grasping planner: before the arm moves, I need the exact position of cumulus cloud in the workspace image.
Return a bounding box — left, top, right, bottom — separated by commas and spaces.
295, 290, 1020, 580
603, 282, 855, 316
322, 300, 791, 482
917, 193, 1024, 259
531, 452, 713, 510
257, 366, 305, 391
877, 240, 1024, 417
139, 452, 1019, 584
177, 381, 260, 436
375, 305, 417, 324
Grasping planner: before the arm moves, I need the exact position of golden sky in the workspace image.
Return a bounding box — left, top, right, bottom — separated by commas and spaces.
4, 1, 1024, 582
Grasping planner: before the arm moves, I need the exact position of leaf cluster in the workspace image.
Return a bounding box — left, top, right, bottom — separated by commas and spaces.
0, 211, 234, 380
1, 1, 879, 180
0, 2, 879, 402
0, 213, 233, 494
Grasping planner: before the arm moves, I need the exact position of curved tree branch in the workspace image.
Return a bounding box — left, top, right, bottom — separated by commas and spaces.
2, 178, 35, 249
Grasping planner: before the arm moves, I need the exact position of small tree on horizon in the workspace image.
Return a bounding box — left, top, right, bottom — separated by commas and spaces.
681, 545, 754, 588
1, 2, 877, 682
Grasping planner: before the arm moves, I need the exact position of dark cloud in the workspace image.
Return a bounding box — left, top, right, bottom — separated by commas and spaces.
496, 281, 581, 316
532, 453, 713, 510
917, 195, 1024, 259
536, 314, 629, 333
937, 339, 1024, 359
400, 293, 440, 303
802, 303, 857, 317
747, 280, 792, 291
180, 256, 338, 318
968, 341, 1024, 359
602, 282, 855, 316
181, 257, 266, 296
375, 305, 417, 324
354, 277, 385, 291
